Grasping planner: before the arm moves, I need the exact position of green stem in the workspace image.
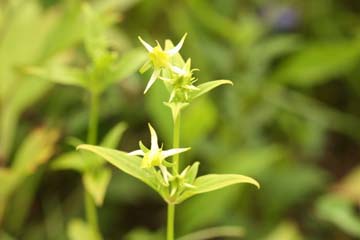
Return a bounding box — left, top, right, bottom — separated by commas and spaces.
85, 91, 100, 235
87, 91, 99, 145
167, 111, 181, 240
172, 112, 181, 174
167, 204, 175, 240
85, 190, 99, 234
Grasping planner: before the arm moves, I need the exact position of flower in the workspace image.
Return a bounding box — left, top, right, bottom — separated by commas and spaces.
161, 58, 199, 102
138, 33, 187, 93
128, 123, 190, 168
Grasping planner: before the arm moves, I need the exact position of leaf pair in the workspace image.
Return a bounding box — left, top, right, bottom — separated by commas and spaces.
76, 145, 259, 204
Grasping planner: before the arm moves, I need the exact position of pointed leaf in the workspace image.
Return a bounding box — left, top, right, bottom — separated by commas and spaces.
77, 145, 159, 192
83, 168, 111, 206
51, 152, 87, 172
12, 128, 59, 175
189, 80, 233, 100
109, 48, 147, 84
24, 64, 86, 88
176, 174, 259, 203
100, 122, 127, 148
185, 162, 200, 185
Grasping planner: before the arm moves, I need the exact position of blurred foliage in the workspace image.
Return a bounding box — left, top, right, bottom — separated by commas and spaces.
1, 0, 360, 239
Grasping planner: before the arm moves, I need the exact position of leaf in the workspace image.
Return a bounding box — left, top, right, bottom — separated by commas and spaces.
77, 145, 159, 193
24, 64, 86, 88
100, 122, 127, 148
83, 3, 108, 61
189, 80, 233, 101
109, 48, 148, 84
177, 174, 259, 203
185, 162, 200, 185
12, 128, 59, 175
316, 194, 360, 237
51, 152, 88, 172
83, 168, 111, 206
273, 41, 360, 87
68, 219, 101, 240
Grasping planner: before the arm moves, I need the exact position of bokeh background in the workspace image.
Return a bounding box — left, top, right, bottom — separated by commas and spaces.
1, 0, 360, 239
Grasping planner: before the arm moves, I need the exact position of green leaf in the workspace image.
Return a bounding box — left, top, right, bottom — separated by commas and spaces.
83, 168, 111, 206
100, 122, 127, 149
185, 162, 199, 185
189, 80, 233, 101
83, 3, 108, 61
108, 48, 147, 84
51, 152, 88, 172
177, 174, 259, 203
12, 128, 59, 175
316, 194, 360, 237
273, 41, 360, 87
77, 145, 159, 193
68, 219, 101, 240
24, 64, 86, 88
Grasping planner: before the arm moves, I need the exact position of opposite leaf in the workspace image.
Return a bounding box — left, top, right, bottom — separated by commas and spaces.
83, 168, 111, 206
100, 122, 127, 149
189, 80, 233, 101
77, 145, 159, 193
176, 174, 259, 203
24, 64, 86, 88
109, 48, 148, 84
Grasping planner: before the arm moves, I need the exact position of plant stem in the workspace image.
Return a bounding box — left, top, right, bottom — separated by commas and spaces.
172, 112, 181, 174
85, 190, 99, 234
87, 91, 99, 145
85, 91, 100, 235
167, 204, 175, 240
167, 111, 181, 240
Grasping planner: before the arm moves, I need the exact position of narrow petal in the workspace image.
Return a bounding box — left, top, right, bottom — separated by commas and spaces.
166, 33, 187, 55
162, 147, 191, 159
184, 58, 191, 71
128, 149, 144, 156
171, 65, 186, 75
144, 69, 160, 94
148, 123, 159, 151
138, 36, 153, 52
160, 166, 169, 186
139, 141, 149, 152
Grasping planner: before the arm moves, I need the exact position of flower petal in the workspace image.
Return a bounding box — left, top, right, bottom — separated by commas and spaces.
166, 33, 187, 56
138, 36, 154, 52
148, 123, 159, 151
128, 149, 144, 156
171, 65, 186, 75
162, 147, 190, 159
144, 69, 160, 94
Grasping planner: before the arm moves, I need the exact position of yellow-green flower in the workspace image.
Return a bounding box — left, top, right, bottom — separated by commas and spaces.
161, 58, 199, 102
138, 34, 187, 93
129, 124, 190, 168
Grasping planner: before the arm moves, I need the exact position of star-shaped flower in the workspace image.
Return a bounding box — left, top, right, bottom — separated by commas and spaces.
129, 124, 190, 169
138, 33, 187, 93
161, 58, 199, 102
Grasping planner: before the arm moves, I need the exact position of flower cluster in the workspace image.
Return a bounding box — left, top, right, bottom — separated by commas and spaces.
129, 124, 196, 199
138, 33, 199, 103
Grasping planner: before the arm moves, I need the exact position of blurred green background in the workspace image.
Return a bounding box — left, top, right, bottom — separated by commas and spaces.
1, 0, 360, 239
